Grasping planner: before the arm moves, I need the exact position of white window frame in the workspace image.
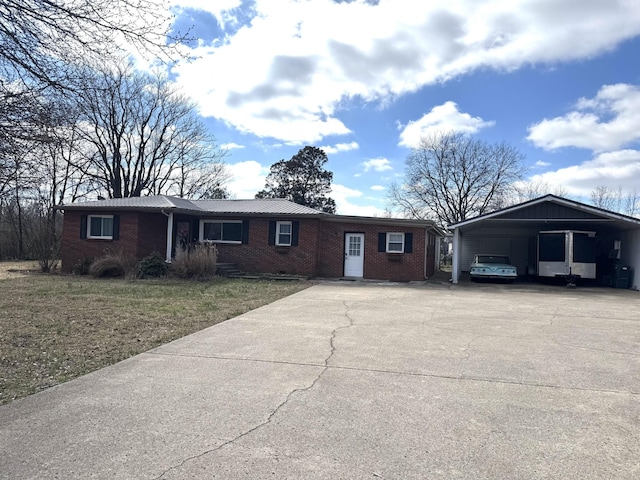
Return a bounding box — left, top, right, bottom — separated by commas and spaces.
386, 232, 405, 253
87, 215, 114, 239
200, 220, 243, 244
276, 221, 292, 246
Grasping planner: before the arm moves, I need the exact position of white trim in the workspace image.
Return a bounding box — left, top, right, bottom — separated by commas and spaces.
276, 221, 292, 246
165, 211, 173, 263
386, 232, 404, 253
87, 215, 114, 239
200, 219, 243, 244
452, 228, 461, 284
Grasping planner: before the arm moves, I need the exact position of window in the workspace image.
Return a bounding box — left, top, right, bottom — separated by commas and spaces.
201, 220, 243, 243
268, 220, 299, 246
87, 215, 114, 239
386, 232, 404, 253
276, 221, 292, 246
378, 231, 413, 254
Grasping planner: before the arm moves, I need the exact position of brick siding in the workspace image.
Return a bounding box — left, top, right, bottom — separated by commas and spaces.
318, 222, 429, 282
60, 211, 167, 272
61, 210, 435, 281
215, 218, 321, 276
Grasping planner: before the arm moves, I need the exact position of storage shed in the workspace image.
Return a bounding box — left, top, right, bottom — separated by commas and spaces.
448, 195, 640, 287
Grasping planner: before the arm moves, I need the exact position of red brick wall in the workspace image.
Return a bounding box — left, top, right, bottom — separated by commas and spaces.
215, 218, 321, 276
60, 210, 432, 281
318, 222, 428, 281
60, 211, 167, 272
136, 213, 168, 257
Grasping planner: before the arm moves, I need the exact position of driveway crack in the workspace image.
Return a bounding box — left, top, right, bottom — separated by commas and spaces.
152, 302, 355, 479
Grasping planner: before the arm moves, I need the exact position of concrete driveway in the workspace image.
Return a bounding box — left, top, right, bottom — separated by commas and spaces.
1, 281, 639, 479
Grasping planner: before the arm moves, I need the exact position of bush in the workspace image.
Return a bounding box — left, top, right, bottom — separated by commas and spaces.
72, 257, 93, 275
137, 252, 168, 278
170, 244, 218, 280
88, 251, 137, 278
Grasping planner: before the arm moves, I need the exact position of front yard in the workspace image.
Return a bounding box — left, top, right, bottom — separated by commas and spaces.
0, 262, 310, 404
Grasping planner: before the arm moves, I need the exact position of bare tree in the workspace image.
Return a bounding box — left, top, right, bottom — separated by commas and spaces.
511, 179, 570, 204
72, 63, 229, 198
590, 185, 639, 217
389, 131, 526, 226
0, 0, 186, 90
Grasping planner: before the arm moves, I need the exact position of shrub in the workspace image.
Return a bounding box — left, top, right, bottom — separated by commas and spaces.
170, 243, 218, 280
88, 251, 137, 278
72, 257, 93, 275
137, 252, 168, 278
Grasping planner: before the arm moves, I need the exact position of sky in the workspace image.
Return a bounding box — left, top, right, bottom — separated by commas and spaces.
155, 0, 640, 216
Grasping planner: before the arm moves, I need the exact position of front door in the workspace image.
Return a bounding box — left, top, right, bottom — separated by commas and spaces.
344, 233, 364, 277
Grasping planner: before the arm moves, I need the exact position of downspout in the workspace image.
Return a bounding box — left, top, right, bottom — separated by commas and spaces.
161, 209, 173, 263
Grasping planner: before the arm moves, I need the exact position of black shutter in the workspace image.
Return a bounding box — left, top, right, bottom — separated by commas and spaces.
291, 221, 299, 246
242, 220, 250, 244
268, 221, 276, 245
80, 215, 87, 239
112, 215, 120, 240
378, 232, 386, 252
404, 232, 413, 253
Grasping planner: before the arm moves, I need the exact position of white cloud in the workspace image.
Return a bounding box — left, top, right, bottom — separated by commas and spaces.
370, 185, 386, 191
528, 84, 640, 152
220, 142, 245, 150
321, 141, 359, 154
534, 160, 551, 168
170, 0, 640, 144
226, 160, 269, 198
361, 157, 393, 172
398, 101, 494, 147
332, 184, 385, 216
527, 149, 640, 197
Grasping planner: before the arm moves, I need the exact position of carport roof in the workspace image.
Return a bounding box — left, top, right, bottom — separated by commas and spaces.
448, 194, 640, 233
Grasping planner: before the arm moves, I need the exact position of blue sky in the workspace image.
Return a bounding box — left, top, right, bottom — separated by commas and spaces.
157, 0, 640, 215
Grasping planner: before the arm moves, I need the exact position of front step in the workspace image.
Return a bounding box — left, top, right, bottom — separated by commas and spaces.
216, 263, 244, 277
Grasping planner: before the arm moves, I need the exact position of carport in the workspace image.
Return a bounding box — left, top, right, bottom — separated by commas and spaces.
449, 195, 640, 285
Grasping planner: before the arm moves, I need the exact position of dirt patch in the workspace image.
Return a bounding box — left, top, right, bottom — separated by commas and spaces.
0, 261, 38, 280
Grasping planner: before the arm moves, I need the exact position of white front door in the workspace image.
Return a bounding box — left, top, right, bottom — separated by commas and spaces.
344, 233, 364, 277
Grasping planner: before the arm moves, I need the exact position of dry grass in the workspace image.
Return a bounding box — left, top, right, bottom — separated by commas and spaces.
0, 269, 310, 404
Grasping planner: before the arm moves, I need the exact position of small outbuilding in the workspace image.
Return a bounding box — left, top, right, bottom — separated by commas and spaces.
57, 195, 445, 282
448, 195, 640, 287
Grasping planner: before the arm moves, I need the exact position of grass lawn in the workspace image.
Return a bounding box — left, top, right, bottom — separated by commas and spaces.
0, 262, 310, 405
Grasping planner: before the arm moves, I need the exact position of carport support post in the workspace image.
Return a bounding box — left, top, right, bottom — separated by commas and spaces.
452, 227, 460, 284
165, 211, 173, 263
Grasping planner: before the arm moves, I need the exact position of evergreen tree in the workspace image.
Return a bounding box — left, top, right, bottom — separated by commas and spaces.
256, 146, 337, 214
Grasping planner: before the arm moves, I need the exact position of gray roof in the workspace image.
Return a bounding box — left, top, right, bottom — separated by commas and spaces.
194, 198, 325, 215
57, 195, 324, 216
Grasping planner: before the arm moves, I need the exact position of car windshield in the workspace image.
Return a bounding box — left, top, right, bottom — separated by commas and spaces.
476, 255, 509, 264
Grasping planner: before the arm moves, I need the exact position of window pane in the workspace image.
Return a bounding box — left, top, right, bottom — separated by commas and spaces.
90, 217, 102, 236
349, 236, 361, 256
278, 223, 291, 234
203, 222, 222, 241
222, 222, 242, 241
278, 233, 291, 245
387, 233, 404, 252
102, 217, 113, 237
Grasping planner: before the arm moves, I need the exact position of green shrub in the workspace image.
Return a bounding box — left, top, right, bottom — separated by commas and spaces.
137, 252, 168, 278
170, 244, 218, 280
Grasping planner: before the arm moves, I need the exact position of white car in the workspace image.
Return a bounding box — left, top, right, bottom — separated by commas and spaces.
470, 254, 517, 282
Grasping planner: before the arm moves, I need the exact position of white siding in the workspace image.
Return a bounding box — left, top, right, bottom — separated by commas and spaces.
460, 234, 530, 275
